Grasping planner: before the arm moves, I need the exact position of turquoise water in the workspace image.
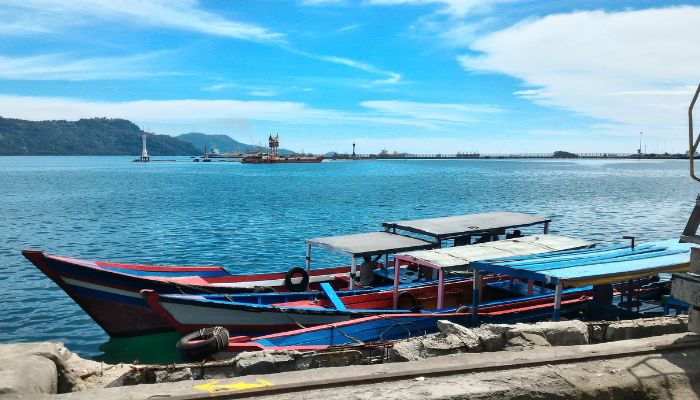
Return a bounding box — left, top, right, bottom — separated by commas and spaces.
0, 156, 697, 362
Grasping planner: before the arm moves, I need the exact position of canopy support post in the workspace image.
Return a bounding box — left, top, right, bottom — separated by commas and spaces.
350, 256, 357, 290
553, 281, 563, 322
437, 268, 445, 309
472, 269, 481, 325
305, 243, 312, 272
393, 258, 401, 309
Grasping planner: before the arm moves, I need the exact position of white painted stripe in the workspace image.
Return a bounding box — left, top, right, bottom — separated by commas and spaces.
161, 301, 351, 326
61, 277, 141, 299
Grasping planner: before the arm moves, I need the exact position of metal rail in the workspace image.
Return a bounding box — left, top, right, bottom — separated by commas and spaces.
689, 83, 700, 182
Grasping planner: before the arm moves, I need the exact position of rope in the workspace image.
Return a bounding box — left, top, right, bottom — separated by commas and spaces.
270, 304, 307, 329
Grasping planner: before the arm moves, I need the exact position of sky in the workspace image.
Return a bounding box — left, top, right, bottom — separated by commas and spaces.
1, 0, 699, 154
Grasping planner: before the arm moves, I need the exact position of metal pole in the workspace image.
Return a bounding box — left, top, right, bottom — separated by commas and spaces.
305, 243, 311, 272
544, 221, 550, 234
350, 256, 357, 290
393, 258, 401, 309
553, 281, 563, 322
688, 83, 700, 183
384, 253, 389, 272
437, 268, 445, 309
472, 269, 480, 325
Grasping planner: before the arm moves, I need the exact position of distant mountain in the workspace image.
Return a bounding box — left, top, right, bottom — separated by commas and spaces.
0, 117, 198, 156
177, 132, 295, 155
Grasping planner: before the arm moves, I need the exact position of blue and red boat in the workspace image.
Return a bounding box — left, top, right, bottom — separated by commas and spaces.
21, 212, 571, 337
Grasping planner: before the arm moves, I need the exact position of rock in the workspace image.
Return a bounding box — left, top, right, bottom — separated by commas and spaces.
436, 321, 482, 352
388, 339, 423, 362
150, 368, 193, 383
671, 273, 700, 306
233, 351, 298, 376
0, 342, 66, 396
472, 327, 505, 352
481, 320, 589, 346
690, 307, 700, 334
605, 316, 688, 342
588, 323, 607, 343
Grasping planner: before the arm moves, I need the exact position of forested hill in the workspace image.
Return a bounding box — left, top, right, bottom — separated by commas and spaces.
0, 117, 199, 156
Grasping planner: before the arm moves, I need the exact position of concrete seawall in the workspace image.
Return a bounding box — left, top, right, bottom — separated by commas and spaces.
1, 316, 697, 400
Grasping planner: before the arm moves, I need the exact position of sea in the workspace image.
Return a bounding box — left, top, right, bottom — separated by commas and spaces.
0, 156, 697, 363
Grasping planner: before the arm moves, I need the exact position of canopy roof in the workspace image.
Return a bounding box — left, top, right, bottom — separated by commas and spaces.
395, 234, 594, 272
306, 232, 433, 257
383, 211, 550, 240
470, 239, 693, 287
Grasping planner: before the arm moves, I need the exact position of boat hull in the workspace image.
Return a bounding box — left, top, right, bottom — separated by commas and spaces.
241, 156, 324, 163
142, 278, 499, 336
21, 249, 362, 337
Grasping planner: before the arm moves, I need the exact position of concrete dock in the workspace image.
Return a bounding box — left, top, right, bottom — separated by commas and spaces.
2, 317, 700, 400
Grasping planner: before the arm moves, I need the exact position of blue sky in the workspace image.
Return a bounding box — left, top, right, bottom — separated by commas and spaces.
0, 0, 698, 154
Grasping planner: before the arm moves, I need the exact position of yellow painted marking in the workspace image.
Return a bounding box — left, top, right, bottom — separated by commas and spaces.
193, 379, 273, 393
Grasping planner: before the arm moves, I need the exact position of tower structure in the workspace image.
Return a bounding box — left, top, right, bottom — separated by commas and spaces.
352, 142, 356, 159
268, 134, 280, 157
140, 133, 150, 162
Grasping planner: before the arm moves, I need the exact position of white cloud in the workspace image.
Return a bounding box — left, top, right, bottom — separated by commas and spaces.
0, 0, 283, 42
248, 89, 278, 97
0, 94, 494, 132
0, 52, 173, 81
366, 0, 512, 17
360, 100, 501, 124
459, 7, 700, 135
287, 48, 403, 85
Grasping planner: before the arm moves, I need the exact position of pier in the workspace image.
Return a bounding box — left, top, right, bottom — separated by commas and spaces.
327, 152, 686, 160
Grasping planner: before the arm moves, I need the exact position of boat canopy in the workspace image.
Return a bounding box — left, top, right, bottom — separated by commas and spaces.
468, 239, 693, 322
305, 232, 434, 290
306, 232, 433, 257
391, 234, 594, 310
396, 234, 594, 272
382, 211, 550, 241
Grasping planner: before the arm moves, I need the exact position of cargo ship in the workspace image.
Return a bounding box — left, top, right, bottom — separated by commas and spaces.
241, 135, 324, 164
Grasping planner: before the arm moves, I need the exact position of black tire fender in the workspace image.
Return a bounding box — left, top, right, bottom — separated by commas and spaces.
396, 291, 419, 309
284, 267, 310, 292
176, 326, 229, 362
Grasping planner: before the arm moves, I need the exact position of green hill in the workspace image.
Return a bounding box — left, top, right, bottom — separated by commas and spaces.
0, 117, 198, 156
177, 132, 295, 154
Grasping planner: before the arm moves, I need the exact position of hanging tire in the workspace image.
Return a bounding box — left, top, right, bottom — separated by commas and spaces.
176, 326, 229, 362
396, 291, 419, 309
284, 267, 309, 292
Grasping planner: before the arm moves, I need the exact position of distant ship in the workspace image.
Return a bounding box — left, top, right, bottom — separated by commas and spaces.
241, 134, 324, 164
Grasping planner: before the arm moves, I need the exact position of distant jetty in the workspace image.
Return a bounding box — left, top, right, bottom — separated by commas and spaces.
327, 152, 688, 160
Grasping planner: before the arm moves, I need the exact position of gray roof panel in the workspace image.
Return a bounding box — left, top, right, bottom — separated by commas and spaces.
383, 211, 550, 239
306, 232, 434, 257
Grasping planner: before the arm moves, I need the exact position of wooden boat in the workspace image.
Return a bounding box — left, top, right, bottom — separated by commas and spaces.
143, 234, 594, 336
22, 212, 561, 337
199, 240, 687, 359
217, 292, 592, 356
21, 249, 386, 337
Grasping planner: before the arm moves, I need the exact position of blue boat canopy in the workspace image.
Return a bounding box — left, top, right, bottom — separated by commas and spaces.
469, 239, 694, 322
470, 239, 693, 287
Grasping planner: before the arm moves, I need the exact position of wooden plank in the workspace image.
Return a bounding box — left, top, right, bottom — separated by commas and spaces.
320, 282, 347, 311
